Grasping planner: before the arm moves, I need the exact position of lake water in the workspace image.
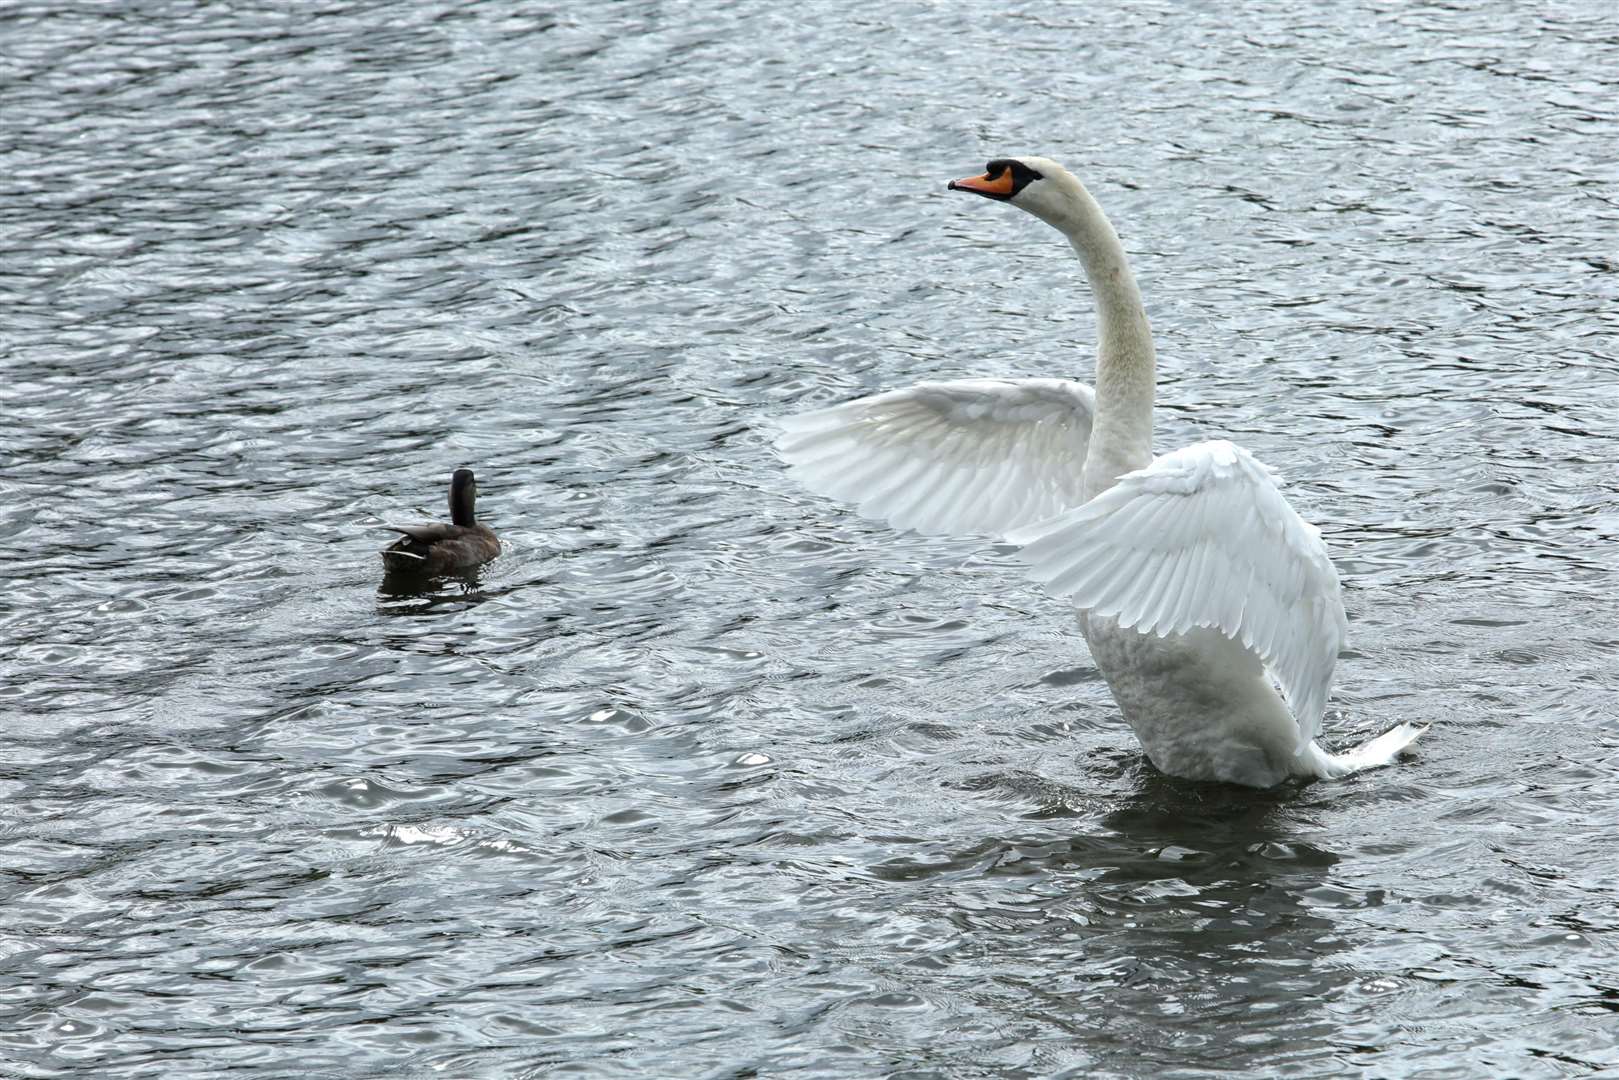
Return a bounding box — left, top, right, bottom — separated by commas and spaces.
3, 2, 1617, 1077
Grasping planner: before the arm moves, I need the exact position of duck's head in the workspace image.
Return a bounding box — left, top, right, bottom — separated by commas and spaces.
450, 468, 478, 526
947, 156, 1078, 227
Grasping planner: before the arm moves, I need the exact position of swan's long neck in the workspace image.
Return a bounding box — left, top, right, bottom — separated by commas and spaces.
1041, 181, 1155, 498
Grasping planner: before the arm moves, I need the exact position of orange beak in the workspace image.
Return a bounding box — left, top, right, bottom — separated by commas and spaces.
947, 170, 1016, 198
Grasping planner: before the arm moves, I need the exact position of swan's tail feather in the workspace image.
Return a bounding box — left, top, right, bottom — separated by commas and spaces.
1302, 722, 1427, 780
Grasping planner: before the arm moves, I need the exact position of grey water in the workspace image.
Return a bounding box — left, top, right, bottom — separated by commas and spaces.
3, 1, 1617, 1077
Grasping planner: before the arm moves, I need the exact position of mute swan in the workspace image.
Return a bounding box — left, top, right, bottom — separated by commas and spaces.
381, 468, 501, 574
775, 156, 1424, 787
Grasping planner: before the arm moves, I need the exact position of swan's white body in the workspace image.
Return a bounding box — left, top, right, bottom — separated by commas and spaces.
776, 156, 1424, 787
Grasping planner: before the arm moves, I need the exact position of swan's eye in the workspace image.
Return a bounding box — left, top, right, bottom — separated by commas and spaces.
1000, 160, 1043, 189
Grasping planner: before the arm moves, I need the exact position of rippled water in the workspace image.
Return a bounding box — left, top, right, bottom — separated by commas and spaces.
4, 2, 1617, 1076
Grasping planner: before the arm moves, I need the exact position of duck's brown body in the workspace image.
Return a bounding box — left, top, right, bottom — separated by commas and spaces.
381, 522, 500, 574
380, 469, 499, 575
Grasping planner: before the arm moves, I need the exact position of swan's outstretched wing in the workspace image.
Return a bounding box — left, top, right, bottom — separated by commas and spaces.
775, 378, 1094, 538
1006, 439, 1346, 745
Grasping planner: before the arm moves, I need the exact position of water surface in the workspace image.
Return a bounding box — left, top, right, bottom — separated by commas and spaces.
3, 2, 1617, 1077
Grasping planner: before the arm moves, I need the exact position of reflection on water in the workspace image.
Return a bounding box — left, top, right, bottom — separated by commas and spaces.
377, 563, 491, 608
2, 0, 1617, 1076
870, 775, 1354, 1075
1074, 787, 1348, 1075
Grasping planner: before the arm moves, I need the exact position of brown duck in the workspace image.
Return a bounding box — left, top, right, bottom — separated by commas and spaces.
381, 468, 500, 574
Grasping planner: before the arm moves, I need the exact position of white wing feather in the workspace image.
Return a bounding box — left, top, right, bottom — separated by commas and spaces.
775, 379, 1095, 538
1005, 440, 1347, 746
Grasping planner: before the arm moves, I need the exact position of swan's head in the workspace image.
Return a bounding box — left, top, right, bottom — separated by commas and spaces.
947, 156, 1080, 227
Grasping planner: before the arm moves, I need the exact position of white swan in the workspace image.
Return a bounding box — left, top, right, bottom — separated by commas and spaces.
775, 156, 1425, 787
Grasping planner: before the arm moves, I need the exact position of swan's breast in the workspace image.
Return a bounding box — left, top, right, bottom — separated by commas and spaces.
1078, 613, 1303, 785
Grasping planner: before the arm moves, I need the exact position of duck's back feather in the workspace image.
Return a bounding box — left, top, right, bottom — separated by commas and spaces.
381, 524, 499, 573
